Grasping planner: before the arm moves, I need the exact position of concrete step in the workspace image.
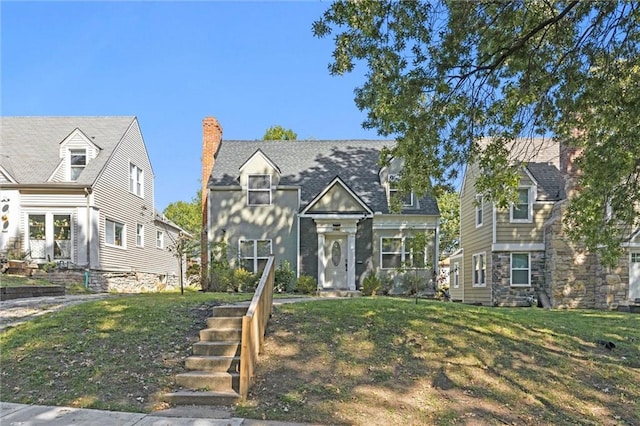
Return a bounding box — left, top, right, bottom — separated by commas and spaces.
317, 290, 362, 298
175, 371, 239, 392
212, 305, 247, 318
200, 328, 242, 342
192, 341, 241, 357
185, 355, 240, 372
163, 390, 241, 406
206, 316, 243, 329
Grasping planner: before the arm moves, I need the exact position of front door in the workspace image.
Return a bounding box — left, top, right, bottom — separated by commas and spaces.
324, 234, 348, 289
630, 251, 640, 302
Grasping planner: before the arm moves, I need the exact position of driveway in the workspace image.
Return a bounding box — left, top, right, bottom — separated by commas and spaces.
0, 293, 113, 331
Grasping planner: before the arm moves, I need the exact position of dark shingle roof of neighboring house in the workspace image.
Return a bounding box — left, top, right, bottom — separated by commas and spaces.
0, 116, 136, 185
526, 162, 566, 201
209, 140, 439, 215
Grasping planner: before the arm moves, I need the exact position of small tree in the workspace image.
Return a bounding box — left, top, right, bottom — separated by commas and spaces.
262, 125, 297, 141
166, 231, 195, 295
399, 231, 433, 304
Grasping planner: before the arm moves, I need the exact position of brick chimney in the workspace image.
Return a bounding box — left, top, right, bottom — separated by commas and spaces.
201, 117, 223, 290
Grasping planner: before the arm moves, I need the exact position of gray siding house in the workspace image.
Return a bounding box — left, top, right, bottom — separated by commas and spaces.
0, 116, 184, 291
201, 117, 440, 293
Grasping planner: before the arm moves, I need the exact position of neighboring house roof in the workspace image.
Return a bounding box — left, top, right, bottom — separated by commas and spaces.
209, 140, 439, 215
0, 116, 136, 185
526, 162, 566, 201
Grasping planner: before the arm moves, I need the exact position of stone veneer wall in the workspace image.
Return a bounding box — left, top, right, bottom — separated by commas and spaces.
491, 251, 545, 306
33, 269, 181, 293
544, 201, 628, 309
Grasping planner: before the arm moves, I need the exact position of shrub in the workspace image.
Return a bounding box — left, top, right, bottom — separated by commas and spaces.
209, 266, 232, 292
233, 268, 258, 293
361, 272, 382, 296
400, 273, 426, 295
294, 275, 317, 294
274, 260, 295, 293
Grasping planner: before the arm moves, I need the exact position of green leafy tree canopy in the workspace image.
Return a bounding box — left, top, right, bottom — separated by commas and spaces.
163, 191, 201, 237
314, 1, 640, 265
262, 125, 298, 140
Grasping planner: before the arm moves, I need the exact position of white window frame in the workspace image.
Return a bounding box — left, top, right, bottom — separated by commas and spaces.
475, 194, 483, 227
105, 219, 125, 248
380, 236, 427, 270
388, 174, 414, 207
239, 239, 272, 274
472, 252, 486, 287
247, 174, 272, 206
136, 224, 144, 247
69, 149, 87, 181
156, 230, 164, 249
510, 187, 532, 223
129, 163, 144, 198
510, 252, 531, 287
453, 261, 460, 288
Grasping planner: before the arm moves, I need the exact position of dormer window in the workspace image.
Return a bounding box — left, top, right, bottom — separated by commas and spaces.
511, 187, 532, 222
389, 175, 414, 207
70, 149, 86, 181
247, 174, 271, 205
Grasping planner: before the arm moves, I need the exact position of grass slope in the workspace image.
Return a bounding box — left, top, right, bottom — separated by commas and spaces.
238, 298, 640, 425
0, 292, 251, 412
1, 296, 638, 425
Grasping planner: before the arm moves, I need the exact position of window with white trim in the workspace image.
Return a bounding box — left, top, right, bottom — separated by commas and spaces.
380, 237, 427, 269
511, 187, 532, 222
136, 224, 144, 247
156, 230, 164, 249
70, 149, 87, 181
388, 175, 414, 207
105, 219, 125, 247
511, 253, 531, 286
239, 239, 272, 274
475, 194, 483, 226
129, 163, 144, 197
472, 253, 486, 286
247, 174, 271, 205
453, 261, 460, 288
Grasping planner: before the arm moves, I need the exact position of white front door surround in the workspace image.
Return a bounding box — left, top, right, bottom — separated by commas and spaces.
630, 251, 640, 302
315, 217, 359, 291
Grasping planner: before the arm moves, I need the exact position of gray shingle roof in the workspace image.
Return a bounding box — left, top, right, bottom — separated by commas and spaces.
209, 140, 439, 215
526, 162, 565, 201
0, 116, 136, 185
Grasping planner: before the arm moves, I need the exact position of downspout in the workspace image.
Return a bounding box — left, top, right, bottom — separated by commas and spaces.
84, 187, 93, 288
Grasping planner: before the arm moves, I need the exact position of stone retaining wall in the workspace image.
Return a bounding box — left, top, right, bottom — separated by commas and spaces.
32, 269, 181, 293
1, 285, 65, 301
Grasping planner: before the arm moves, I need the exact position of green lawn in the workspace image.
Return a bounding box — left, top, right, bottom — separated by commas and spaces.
1, 295, 638, 425
0, 274, 58, 287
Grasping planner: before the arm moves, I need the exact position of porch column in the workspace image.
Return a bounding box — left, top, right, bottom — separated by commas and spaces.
347, 231, 356, 291
317, 232, 325, 290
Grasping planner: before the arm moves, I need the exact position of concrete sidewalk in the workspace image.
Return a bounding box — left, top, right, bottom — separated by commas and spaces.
0, 402, 314, 425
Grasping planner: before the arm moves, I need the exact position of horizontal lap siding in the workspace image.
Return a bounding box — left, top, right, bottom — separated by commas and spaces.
459, 164, 492, 304
495, 203, 553, 244
93, 120, 176, 275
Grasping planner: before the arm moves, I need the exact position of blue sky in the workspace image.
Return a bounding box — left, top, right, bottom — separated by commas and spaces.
1, 1, 381, 211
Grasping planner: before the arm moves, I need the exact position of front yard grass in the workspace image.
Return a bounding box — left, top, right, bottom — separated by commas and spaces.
238, 298, 640, 425
1, 295, 638, 425
0, 291, 252, 412
0, 274, 58, 287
